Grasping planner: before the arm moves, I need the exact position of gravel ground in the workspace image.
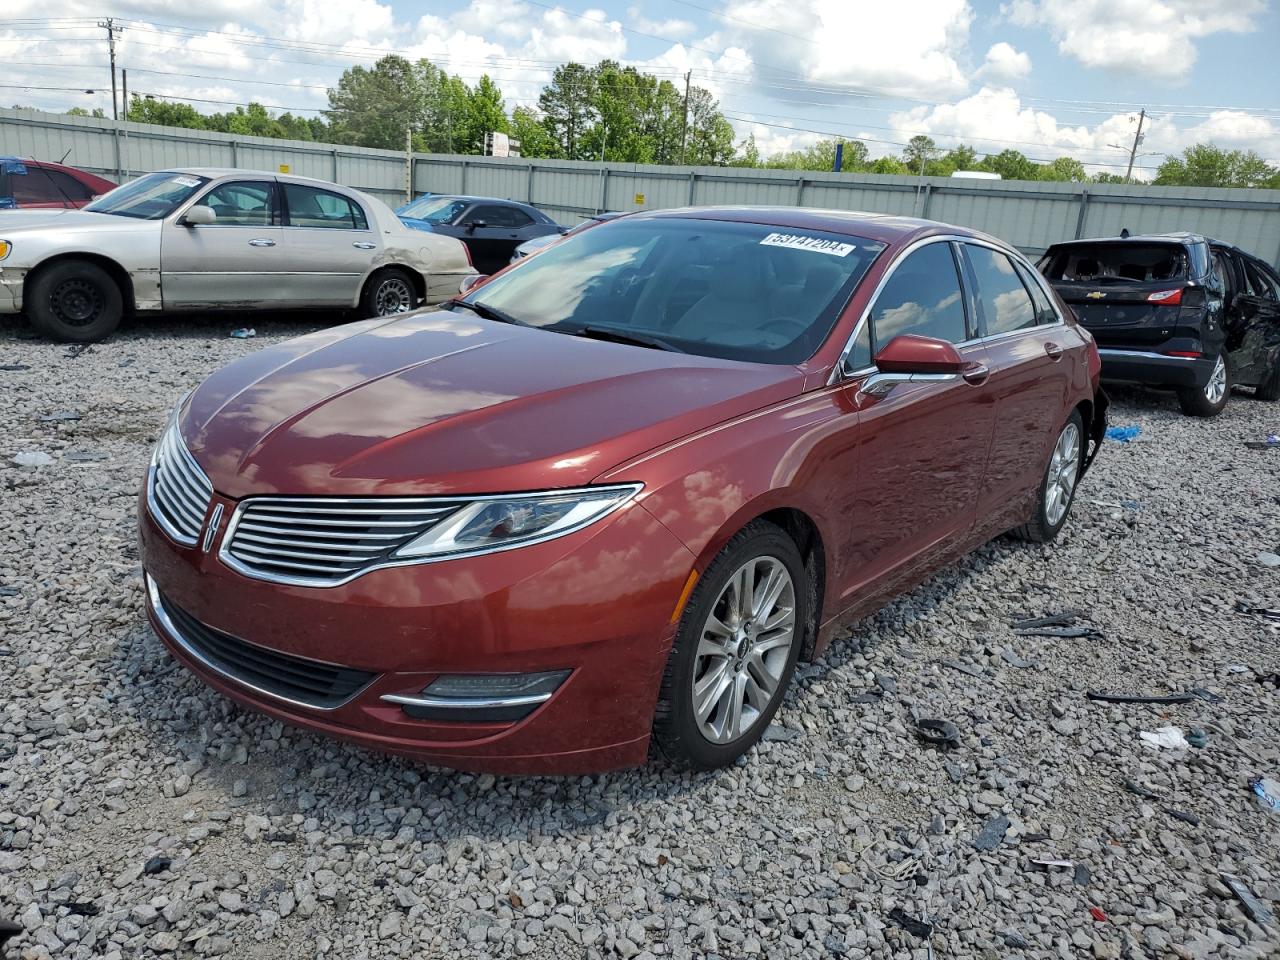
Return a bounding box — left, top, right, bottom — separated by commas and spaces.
2, 312, 1279, 960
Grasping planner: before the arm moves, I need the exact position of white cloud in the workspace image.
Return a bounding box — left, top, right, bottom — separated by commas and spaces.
626, 8, 697, 38
1005, 0, 1263, 81
976, 41, 1030, 83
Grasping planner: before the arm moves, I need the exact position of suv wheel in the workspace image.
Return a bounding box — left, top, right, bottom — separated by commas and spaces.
1176, 350, 1230, 417
652, 521, 806, 769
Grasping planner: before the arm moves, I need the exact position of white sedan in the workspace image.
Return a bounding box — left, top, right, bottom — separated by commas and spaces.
0, 168, 477, 342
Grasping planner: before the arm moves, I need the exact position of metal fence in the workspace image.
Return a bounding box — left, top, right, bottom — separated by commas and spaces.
5, 106, 1280, 265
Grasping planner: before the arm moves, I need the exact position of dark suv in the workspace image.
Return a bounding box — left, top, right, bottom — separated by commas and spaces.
1039, 233, 1280, 417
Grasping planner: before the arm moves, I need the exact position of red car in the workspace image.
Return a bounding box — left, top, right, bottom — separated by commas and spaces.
0, 157, 116, 209
139, 208, 1106, 773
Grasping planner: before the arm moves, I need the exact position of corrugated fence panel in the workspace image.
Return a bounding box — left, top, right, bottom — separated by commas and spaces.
4, 107, 1279, 264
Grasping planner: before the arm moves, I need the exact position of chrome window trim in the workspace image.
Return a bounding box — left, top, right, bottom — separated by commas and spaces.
144, 573, 366, 713
218, 484, 643, 589
380, 691, 554, 710
1096, 348, 1203, 362
829, 234, 1065, 386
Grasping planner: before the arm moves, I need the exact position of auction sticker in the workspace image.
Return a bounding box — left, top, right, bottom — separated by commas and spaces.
172, 175, 202, 187
759, 232, 855, 257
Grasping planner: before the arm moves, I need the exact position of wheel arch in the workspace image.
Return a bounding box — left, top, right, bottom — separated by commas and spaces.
357, 264, 426, 308
25, 252, 135, 312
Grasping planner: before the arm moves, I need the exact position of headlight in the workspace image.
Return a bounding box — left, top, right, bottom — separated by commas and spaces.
394, 484, 641, 560
0, 241, 10, 261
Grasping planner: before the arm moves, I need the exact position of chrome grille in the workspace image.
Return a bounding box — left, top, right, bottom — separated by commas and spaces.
222, 497, 464, 586
148, 424, 213, 546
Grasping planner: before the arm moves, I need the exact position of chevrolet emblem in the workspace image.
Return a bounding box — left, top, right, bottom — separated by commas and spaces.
1086, 291, 1106, 299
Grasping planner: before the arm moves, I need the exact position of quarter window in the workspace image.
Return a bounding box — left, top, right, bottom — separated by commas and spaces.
869, 242, 968, 348
284, 184, 368, 230
1245, 261, 1280, 301
194, 181, 274, 226
1014, 261, 1058, 324
966, 245, 1037, 336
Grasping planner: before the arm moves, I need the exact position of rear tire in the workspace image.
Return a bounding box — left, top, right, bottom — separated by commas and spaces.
1176, 350, 1230, 417
1254, 359, 1280, 402
1014, 410, 1084, 544
360, 268, 418, 319
27, 260, 123, 343
652, 520, 807, 770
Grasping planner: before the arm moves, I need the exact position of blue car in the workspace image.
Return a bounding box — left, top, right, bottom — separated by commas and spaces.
397, 194, 563, 274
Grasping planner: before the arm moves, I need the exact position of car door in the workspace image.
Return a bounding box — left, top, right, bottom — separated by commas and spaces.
462, 204, 523, 274
834, 239, 997, 611
161, 179, 287, 307
278, 182, 379, 305
960, 242, 1075, 534
1230, 257, 1280, 386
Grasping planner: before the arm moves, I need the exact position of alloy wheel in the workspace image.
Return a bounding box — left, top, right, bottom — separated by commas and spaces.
1204, 354, 1227, 405
374, 277, 413, 316
1044, 420, 1081, 527
50, 278, 104, 328
691, 556, 796, 744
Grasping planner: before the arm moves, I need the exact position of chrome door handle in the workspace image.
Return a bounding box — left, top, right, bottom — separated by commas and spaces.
248, 238, 276, 247
961, 362, 989, 385
1045, 342, 1063, 360
352, 241, 377, 250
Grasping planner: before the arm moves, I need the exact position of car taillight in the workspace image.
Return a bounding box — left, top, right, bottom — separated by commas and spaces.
460, 241, 473, 268
1163, 350, 1201, 358
1146, 288, 1182, 305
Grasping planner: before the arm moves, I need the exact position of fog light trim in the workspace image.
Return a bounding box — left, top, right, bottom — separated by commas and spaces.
381, 670, 570, 723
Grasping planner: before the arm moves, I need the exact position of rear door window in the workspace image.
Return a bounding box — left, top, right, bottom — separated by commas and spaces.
283, 184, 368, 230
1014, 262, 1059, 324
869, 241, 969, 348
965, 245, 1037, 336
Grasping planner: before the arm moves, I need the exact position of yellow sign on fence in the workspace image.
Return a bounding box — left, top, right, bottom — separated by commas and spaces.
279, 164, 291, 174
634, 193, 646, 205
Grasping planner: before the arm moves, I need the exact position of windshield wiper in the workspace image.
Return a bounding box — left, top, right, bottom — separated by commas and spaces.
447, 299, 532, 327
570, 325, 686, 353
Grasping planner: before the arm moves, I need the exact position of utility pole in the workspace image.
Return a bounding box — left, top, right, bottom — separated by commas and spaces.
1124, 108, 1146, 184
97, 18, 123, 120
121, 69, 128, 121
679, 70, 691, 165
405, 125, 413, 204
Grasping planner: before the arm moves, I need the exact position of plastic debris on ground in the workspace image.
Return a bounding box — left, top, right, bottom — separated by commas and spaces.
886, 907, 933, 939
1089, 906, 1109, 923
915, 718, 961, 749
38, 410, 82, 422
1000, 648, 1037, 669
1244, 434, 1280, 450
1184, 728, 1208, 748
1251, 776, 1280, 813
143, 855, 172, 875
1017, 624, 1103, 639
1011, 610, 1082, 630
1256, 552, 1280, 568
1105, 424, 1141, 442
1166, 808, 1200, 826
1029, 857, 1075, 871
1221, 873, 1274, 926
1124, 778, 1161, 800
1236, 600, 1280, 621
12, 450, 53, 468
1140, 726, 1190, 750
230, 327, 257, 339
1086, 689, 1196, 705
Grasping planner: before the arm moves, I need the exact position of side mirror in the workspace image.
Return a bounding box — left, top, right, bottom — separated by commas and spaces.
873, 334, 966, 375
458, 274, 489, 295
464, 220, 486, 233
183, 205, 215, 226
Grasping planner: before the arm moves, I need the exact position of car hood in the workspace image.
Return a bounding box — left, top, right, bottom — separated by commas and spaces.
0, 208, 139, 233
181, 310, 804, 498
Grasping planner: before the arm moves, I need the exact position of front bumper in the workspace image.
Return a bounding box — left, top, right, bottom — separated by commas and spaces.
139, 486, 695, 774
0, 268, 23, 314
1097, 348, 1213, 390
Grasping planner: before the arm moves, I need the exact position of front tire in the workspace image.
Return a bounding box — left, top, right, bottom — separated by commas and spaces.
360, 268, 418, 319
27, 260, 123, 343
652, 520, 807, 770
1176, 350, 1230, 417
1014, 410, 1084, 544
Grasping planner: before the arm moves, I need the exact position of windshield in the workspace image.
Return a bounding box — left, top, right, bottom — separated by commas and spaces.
400, 196, 469, 224
463, 216, 886, 364
1039, 242, 1190, 283
85, 171, 209, 220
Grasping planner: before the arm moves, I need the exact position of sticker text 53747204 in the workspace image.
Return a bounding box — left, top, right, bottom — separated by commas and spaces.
759, 232, 856, 257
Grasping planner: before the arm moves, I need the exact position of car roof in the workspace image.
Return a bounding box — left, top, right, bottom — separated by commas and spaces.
631, 205, 1005, 247
158, 168, 360, 190
1049, 232, 1210, 248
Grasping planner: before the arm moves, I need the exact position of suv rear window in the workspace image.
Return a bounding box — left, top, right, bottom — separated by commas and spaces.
1039, 243, 1189, 283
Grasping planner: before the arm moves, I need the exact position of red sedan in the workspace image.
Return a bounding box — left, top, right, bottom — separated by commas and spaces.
0, 157, 116, 209
139, 208, 1106, 773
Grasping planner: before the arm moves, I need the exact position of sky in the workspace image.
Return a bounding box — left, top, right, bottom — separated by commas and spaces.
3, 0, 1279, 179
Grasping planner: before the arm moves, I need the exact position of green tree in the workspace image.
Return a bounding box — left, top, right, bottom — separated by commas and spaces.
941, 144, 979, 172
470, 75, 510, 153
980, 149, 1038, 181
683, 87, 734, 165
538, 62, 597, 160
868, 155, 910, 175
1154, 143, 1279, 189
326, 54, 423, 150
729, 133, 761, 167
510, 106, 557, 159
66, 106, 106, 119
1092, 171, 1129, 184
127, 96, 208, 130
1039, 156, 1088, 182
903, 134, 939, 174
